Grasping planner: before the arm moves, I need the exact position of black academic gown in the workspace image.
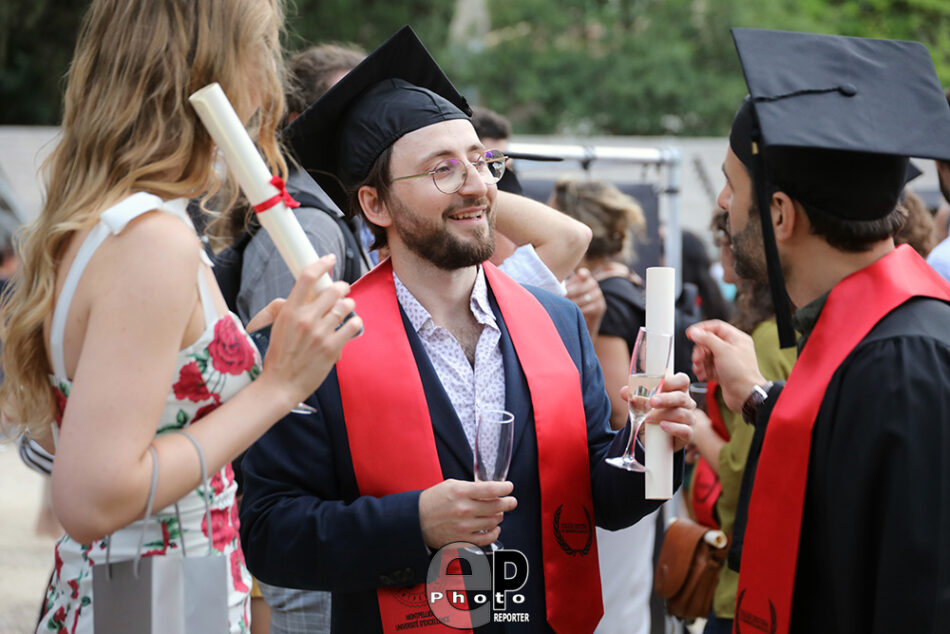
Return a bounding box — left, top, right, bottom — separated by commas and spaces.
762, 297, 950, 633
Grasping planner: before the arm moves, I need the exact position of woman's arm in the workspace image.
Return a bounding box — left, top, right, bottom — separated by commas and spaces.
591, 334, 633, 430
51, 211, 359, 543
493, 190, 591, 281
689, 410, 726, 475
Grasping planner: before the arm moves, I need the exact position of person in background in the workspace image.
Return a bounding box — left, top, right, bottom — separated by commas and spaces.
895, 189, 936, 258
0, 2, 361, 632
0, 212, 18, 295
681, 229, 732, 322
220, 42, 373, 329
470, 106, 597, 307
547, 176, 657, 634
686, 211, 795, 634
548, 177, 647, 430
926, 88, 950, 280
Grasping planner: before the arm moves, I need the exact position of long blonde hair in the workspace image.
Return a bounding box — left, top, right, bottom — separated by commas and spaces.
0, 0, 288, 437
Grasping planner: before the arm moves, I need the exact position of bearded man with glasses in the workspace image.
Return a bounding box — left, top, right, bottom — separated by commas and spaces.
239, 27, 696, 634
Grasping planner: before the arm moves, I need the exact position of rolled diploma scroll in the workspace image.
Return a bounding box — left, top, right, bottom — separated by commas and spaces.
189, 83, 330, 288
644, 267, 675, 499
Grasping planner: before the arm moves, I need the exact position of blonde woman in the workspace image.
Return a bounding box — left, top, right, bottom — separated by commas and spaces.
548, 178, 654, 634
0, 1, 361, 632
549, 178, 647, 429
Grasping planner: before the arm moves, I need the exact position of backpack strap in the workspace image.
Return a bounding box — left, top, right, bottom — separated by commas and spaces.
285, 188, 369, 284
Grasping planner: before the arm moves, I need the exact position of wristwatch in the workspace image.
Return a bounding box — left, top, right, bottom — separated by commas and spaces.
741, 381, 774, 425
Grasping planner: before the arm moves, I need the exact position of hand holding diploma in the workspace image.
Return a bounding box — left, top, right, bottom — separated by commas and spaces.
620, 372, 695, 451
188, 83, 360, 329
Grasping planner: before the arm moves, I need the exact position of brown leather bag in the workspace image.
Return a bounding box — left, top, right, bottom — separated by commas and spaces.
654, 518, 729, 620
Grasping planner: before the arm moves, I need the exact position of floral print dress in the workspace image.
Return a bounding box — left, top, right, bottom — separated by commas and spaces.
38, 194, 261, 634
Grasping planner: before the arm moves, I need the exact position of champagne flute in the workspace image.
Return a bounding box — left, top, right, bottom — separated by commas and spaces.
607, 327, 673, 472
474, 408, 514, 551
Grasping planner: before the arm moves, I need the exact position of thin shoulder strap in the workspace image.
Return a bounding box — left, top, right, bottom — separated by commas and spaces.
49, 193, 190, 378
162, 199, 219, 327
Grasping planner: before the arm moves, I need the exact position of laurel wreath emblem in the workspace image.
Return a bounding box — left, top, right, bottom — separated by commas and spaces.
552, 505, 594, 556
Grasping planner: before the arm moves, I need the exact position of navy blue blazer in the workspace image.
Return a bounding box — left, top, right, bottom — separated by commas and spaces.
240, 285, 683, 633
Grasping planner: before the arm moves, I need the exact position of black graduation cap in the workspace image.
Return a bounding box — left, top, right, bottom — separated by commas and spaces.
284, 25, 472, 212
728, 28, 950, 347
904, 161, 923, 187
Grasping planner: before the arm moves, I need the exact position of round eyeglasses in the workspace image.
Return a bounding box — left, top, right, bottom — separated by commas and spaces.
391, 149, 507, 194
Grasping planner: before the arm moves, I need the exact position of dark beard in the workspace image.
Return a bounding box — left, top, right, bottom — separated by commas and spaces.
730, 206, 768, 283
391, 196, 496, 270
939, 162, 950, 205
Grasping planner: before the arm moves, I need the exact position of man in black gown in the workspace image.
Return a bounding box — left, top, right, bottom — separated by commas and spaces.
688, 29, 950, 634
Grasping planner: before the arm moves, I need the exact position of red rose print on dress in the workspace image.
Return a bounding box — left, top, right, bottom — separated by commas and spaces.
203, 506, 238, 552
49, 605, 67, 633
173, 361, 213, 402
230, 548, 249, 593
209, 317, 256, 375
141, 520, 171, 557
194, 400, 222, 422
209, 462, 234, 496
53, 386, 68, 424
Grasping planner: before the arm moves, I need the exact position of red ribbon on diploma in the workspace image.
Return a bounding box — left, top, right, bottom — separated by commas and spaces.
252, 175, 300, 213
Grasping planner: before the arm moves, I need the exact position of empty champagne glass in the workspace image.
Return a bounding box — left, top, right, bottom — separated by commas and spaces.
607, 327, 673, 472
474, 408, 514, 551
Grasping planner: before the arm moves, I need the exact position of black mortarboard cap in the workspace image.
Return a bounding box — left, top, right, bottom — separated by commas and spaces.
904, 161, 923, 187
284, 26, 472, 211
729, 28, 950, 347
732, 28, 950, 162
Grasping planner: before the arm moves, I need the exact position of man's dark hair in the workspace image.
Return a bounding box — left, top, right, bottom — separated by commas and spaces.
751, 146, 908, 253
798, 200, 906, 252
470, 106, 511, 142
748, 181, 906, 253
347, 145, 393, 251
285, 43, 366, 115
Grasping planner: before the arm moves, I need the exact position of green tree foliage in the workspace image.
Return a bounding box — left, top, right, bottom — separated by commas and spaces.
449, 0, 835, 135
284, 0, 454, 57
0, 0, 81, 124
2, 0, 949, 134
797, 0, 950, 82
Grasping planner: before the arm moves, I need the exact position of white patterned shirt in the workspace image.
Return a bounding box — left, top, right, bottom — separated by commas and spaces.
498, 243, 567, 296
393, 268, 506, 466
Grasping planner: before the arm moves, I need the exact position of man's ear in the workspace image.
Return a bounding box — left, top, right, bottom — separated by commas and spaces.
770, 191, 799, 243
358, 186, 392, 230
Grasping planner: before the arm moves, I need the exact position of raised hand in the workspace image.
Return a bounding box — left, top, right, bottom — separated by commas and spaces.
253, 255, 363, 410
686, 320, 765, 412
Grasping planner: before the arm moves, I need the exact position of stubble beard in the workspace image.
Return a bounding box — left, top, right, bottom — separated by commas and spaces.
390, 195, 496, 270
730, 203, 769, 284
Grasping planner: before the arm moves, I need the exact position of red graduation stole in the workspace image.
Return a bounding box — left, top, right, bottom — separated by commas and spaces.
336, 259, 603, 634
691, 381, 729, 528
734, 245, 950, 634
